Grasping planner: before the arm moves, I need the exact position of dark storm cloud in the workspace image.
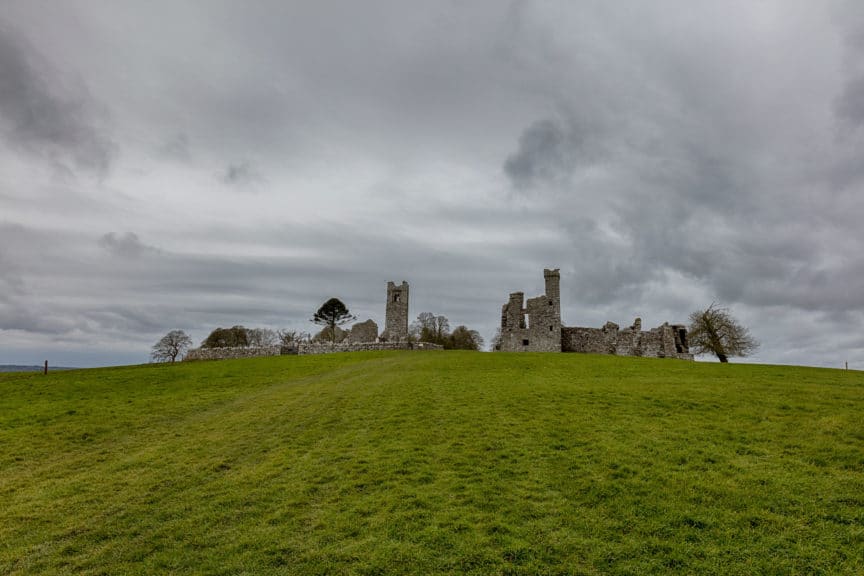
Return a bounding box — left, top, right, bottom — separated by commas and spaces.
504, 118, 608, 189
0, 23, 114, 175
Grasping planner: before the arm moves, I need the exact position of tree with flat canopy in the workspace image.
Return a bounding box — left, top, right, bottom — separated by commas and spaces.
312, 298, 356, 343
688, 303, 759, 363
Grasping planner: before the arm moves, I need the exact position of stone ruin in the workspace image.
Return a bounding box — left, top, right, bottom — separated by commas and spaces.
298, 279, 442, 354
498, 269, 693, 360
499, 269, 563, 353
348, 319, 379, 344
185, 279, 442, 361
379, 281, 409, 342
186, 269, 690, 362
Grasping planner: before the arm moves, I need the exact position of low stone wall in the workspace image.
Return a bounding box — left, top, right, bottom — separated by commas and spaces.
298, 341, 443, 355
184, 346, 281, 361
183, 342, 443, 361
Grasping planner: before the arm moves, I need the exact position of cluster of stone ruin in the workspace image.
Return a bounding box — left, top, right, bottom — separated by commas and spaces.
185, 280, 436, 360
498, 269, 693, 360
186, 269, 692, 361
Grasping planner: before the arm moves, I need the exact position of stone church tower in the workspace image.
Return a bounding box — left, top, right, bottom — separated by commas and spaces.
381, 281, 409, 341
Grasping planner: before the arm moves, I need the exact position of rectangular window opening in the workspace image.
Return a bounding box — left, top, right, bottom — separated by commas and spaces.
522, 339, 530, 346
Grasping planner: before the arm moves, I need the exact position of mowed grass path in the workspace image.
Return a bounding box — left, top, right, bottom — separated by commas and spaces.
1, 352, 862, 575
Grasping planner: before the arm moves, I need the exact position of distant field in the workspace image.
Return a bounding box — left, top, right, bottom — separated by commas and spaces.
0, 366, 77, 373
1, 352, 862, 575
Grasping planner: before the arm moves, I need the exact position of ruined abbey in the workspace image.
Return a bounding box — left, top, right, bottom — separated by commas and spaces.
186, 268, 692, 362
498, 269, 693, 360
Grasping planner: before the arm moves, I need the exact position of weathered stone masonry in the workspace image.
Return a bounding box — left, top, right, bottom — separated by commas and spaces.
499, 269, 562, 352
184, 341, 443, 361
499, 269, 693, 360
380, 281, 409, 342
184, 346, 282, 361
348, 319, 379, 344
298, 341, 443, 355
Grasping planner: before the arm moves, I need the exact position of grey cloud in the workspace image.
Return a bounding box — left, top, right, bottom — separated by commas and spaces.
836, 75, 864, 129
0, 23, 114, 175
98, 232, 157, 258
158, 132, 192, 161
835, 4, 864, 134
222, 161, 263, 187
0, 235, 26, 297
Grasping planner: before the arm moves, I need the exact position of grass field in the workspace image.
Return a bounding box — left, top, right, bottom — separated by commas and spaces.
1, 351, 862, 575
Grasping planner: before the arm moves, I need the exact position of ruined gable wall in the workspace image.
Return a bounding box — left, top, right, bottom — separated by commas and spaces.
348, 319, 379, 343
499, 292, 528, 352
498, 269, 563, 352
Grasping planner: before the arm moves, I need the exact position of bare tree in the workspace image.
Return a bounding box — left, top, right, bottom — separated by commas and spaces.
490, 327, 503, 351
277, 329, 309, 346
412, 312, 450, 345
688, 304, 759, 363
151, 330, 193, 363
247, 328, 277, 347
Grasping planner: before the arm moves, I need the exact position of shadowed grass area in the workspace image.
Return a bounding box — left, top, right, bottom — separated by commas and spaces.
1, 352, 862, 574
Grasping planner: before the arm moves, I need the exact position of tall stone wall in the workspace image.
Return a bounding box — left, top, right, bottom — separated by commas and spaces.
561, 321, 693, 360
381, 281, 409, 341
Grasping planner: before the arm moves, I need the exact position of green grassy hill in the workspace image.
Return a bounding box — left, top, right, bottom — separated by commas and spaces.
1, 352, 862, 575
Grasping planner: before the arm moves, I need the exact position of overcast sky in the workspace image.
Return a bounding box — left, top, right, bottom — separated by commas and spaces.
2, 1, 863, 368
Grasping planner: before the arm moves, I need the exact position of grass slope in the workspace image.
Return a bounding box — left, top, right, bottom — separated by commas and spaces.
1, 352, 862, 575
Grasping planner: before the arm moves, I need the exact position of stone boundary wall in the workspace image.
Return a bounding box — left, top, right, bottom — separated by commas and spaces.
183, 342, 444, 361
298, 341, 443, 355
184, 346, 281, 361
